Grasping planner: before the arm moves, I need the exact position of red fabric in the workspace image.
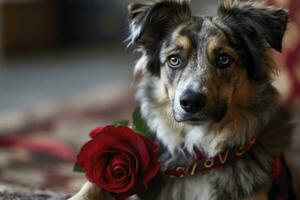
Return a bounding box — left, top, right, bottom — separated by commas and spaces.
268, 0, 300, 104
272, 158, 284, 180
0, 136, 75, 162
269, 157, 296, 200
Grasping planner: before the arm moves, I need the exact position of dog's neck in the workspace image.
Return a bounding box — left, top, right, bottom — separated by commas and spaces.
137, 76, 280, 159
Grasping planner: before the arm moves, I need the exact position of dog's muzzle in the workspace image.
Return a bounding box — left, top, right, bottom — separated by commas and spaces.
179, 89, 207, 114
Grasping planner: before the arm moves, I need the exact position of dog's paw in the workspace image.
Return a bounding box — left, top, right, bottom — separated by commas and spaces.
68, 182, 141, 200
68, 182, 111, 200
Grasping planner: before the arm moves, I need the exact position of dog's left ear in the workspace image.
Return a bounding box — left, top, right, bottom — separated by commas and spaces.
218, 0, 288, 52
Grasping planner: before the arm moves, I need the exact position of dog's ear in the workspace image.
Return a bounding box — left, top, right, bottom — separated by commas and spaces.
128, 0, 191, 46
217, 0, 288, 80
127, 0, 191, 75
218, 0, 288, 52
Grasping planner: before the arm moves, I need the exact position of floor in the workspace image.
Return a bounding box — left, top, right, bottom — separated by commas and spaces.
0, 46, 134, 113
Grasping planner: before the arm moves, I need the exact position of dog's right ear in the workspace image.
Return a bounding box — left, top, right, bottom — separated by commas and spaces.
128, 0, 191, 75
128, 0, 191, 47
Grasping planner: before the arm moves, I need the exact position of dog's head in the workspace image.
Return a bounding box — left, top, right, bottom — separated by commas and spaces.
128, 0, 288, 125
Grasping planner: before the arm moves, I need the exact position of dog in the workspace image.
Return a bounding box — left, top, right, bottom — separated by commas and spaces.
69, 0, 298, 199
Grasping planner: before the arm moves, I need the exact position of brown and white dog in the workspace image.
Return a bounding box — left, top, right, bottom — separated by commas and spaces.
69, 0, 298, 199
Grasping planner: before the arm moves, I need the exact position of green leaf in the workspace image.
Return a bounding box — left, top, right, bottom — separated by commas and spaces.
132, 107, 155, 139
114, 120, 130, 127
73, 163, 86, 173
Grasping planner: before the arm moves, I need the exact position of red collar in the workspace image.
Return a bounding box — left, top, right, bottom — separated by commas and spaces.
163, 136, 257, 178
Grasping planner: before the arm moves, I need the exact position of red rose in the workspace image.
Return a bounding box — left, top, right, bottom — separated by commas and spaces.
76, 125, 160, 200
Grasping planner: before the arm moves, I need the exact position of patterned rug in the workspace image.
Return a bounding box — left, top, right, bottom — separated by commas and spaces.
0, 84, 135, 195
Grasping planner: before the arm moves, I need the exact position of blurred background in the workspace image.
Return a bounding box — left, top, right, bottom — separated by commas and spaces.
0, 0, 299, 198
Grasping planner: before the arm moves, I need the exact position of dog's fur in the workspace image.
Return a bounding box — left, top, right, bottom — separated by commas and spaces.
69, 0, 297, 199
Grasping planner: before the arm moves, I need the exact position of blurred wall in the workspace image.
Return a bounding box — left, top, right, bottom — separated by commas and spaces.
59, 0, 129, 45
2, 0, 59, 54
0, 4, 3, 61
0, 0, 220, 56
1, 0, 130, 55
191, 0, 218, 15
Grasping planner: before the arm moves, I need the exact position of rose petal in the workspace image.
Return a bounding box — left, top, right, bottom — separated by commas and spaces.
109, 154, 130, 181
96, 153, 135, 193
112, 165, 127, 180
86, 159, 104, 186
78, 133, 136, 166
77, 134, 117, 165
114, 127, 151, 171
89, 126, 106, 138
88, 126, 152, 172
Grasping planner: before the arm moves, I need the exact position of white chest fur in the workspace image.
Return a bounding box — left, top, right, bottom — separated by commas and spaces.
158, 174, 212, 200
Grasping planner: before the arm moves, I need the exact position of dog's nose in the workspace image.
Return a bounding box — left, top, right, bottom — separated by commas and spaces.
180, 90, 207, 113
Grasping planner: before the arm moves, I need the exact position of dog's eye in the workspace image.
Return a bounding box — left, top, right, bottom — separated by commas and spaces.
217, 54, 232, 68
167, 56, 181, 68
